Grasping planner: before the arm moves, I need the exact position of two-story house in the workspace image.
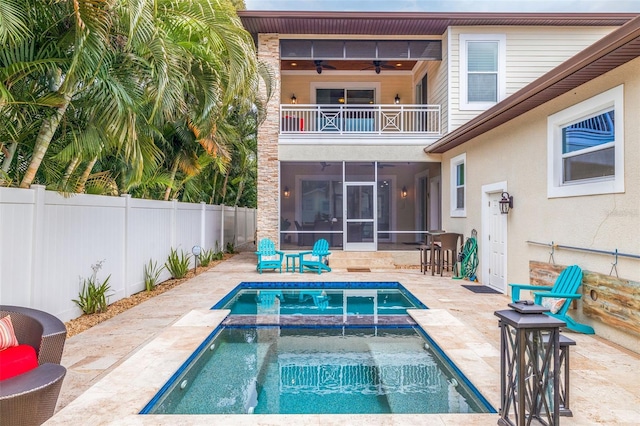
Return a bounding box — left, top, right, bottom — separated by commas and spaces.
238, 11, 636, 270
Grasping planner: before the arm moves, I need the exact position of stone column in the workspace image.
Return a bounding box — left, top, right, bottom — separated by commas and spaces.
256, 34, 280, 245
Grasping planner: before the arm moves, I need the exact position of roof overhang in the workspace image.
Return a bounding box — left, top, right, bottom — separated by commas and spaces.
238, 11, 637, 37
425, 15, 640, 154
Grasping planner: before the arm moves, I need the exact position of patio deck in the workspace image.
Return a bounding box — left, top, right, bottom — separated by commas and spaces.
47, 251, 640, 425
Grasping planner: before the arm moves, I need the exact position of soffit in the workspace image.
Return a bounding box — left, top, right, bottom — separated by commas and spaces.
426, 15, 640, 154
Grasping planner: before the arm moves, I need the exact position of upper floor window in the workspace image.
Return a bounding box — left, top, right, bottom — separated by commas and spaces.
547, 85, 624, 198
459, 34, 506, 111
450, 153, 466, 217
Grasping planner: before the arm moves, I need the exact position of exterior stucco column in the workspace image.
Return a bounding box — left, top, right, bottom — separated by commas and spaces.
256, 34, 280, 245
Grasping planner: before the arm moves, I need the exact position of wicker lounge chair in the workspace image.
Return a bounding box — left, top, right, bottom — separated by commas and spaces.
0, 305, 67, 426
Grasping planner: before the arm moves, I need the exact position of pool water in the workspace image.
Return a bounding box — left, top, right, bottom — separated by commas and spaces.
141, 282, 495, 416
144, 326, 493, 415
212, 281, 426, 317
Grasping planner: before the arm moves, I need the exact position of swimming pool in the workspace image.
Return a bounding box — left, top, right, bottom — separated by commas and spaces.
140, 282, 495, 415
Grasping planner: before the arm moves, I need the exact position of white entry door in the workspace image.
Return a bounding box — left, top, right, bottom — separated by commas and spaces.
484, 191, 507, 292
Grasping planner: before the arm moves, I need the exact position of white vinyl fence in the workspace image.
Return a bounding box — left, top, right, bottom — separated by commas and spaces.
0, 186, 256, 322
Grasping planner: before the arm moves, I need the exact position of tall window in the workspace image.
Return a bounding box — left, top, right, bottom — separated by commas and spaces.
459, 34, 505, 110
547, 85, 624, 198
450, 153, 466, 217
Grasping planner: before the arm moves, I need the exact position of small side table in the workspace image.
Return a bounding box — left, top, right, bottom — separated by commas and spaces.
285, 253, 300, 273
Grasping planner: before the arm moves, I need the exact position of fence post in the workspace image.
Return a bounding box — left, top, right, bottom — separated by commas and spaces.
29, 185, 46, 308
121, 194, 132, 296
200, 202, 206, 250
242, 207, 249, 245
171, 199, 177, 249
220, 204, 225, 251
234, 206, 238, 248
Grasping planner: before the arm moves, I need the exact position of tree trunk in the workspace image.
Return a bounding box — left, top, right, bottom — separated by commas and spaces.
1, 141, 18, 173
61, 155, 81, 189
234, 178, 245, 206
164, 161, 179, 201
210, 173, 219, 204
19, 94, 72, 188
77, 155, 98, 193
220, 167, 230, 205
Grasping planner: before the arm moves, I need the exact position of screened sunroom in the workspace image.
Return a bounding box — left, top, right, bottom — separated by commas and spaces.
280, 161, 441, 251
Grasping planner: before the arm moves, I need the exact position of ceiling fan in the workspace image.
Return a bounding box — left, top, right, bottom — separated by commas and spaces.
320, 162, 332, 171
314, 60, 336, 74
362, 60, 396, 74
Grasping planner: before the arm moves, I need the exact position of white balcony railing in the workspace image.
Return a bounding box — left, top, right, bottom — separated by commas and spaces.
280, 104, 441, 135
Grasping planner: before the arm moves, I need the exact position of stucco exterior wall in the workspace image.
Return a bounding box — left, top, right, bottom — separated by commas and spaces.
256, 34, 281, 244
448, 26, 617, 131
440, 57, 640, 287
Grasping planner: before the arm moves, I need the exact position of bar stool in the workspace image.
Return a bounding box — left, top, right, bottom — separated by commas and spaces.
437, 233, 463, 276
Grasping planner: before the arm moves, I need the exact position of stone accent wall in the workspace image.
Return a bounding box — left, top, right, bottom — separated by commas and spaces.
256, 34, 280, 245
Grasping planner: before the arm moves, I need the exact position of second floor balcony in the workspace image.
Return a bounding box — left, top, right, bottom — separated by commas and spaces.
280, 104, 441, 136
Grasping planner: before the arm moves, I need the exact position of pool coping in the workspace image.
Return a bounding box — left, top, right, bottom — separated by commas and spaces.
47, 308, 500, 424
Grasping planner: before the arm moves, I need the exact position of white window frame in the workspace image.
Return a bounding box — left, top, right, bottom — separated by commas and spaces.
459, 34, 506, 111
450, 153, 466, 217
547, 85, 624, 198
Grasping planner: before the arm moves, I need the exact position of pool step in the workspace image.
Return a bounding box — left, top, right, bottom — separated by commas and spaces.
328, 251, 420, 269
172, 341, 274, 414
367, 341, 457, 414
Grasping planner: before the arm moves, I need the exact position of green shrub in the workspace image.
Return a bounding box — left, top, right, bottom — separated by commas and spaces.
214, 242, 224, 260
225, 241, 236, 254
165, 248, 191, 279
198, 248, 215, 267
73, 275, 112, 314
144, 259, 164, 291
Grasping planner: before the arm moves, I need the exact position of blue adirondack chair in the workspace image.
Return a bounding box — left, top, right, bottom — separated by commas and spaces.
255, 238, 284, 273
509, 265, 595, 334
257, 290, 283, 309
299, 239, 331, 274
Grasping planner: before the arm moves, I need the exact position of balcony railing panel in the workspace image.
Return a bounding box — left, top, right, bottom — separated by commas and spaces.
280, 104, 441, 135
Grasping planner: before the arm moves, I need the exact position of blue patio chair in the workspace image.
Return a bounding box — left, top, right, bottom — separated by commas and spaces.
257, 290, 283, 309
255, 238, 284, 274
299, 239, 331, 274
509, 265, 595, 334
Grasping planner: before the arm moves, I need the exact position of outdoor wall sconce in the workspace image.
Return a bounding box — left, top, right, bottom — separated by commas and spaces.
394, 94, 401, 104
499, 192, 514, 214
401, 186, 408, 198
290, 94, 297, 104
283, 186, 290, 198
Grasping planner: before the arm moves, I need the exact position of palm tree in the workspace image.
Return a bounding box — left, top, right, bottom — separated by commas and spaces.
2, 0, 262, 193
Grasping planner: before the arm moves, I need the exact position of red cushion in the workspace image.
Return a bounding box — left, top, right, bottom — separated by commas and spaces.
0, 344, 38, 380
